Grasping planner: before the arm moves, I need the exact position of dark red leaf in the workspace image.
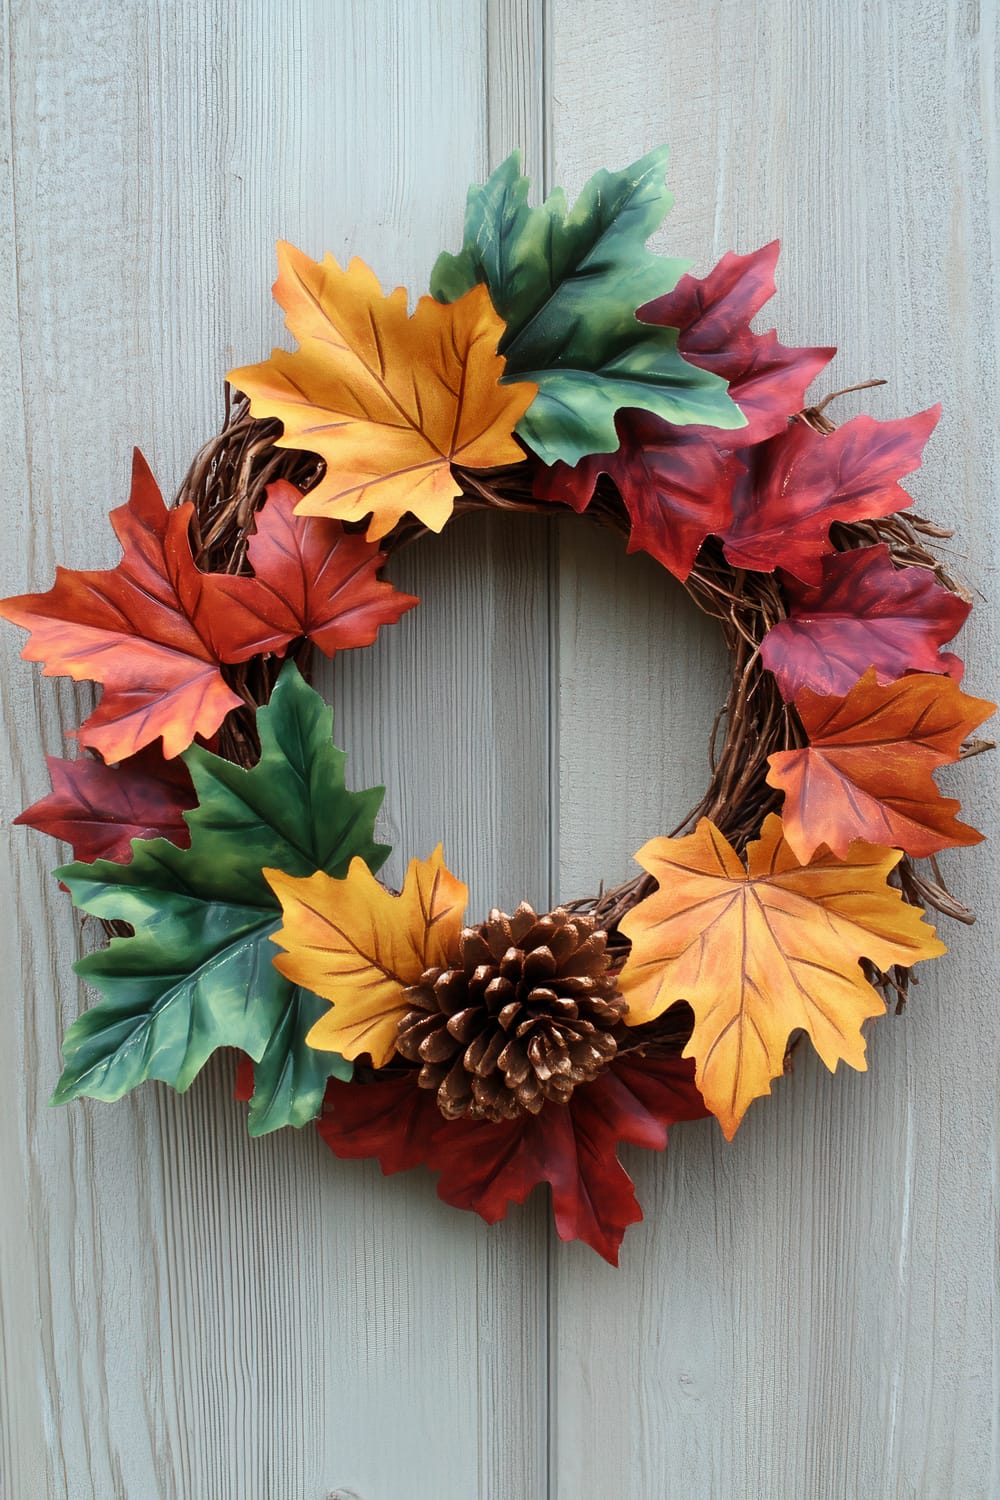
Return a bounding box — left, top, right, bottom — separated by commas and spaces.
638, 242, 836, 445
761, 544, 970, 700
720, 407, 941, 582
704, 331, 836, 448
204, 480, 418, 660
15, 745, 197, 863
318, 1070, 447, 1174
642, 242, 784, 364
534, 421, 743, 582
234, 1054, 256, 1102
429, 1051, 709, 1263
318, 1050, 709, 1264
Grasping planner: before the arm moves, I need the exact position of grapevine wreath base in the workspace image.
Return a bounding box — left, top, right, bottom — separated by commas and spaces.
3, 148, 992, 1263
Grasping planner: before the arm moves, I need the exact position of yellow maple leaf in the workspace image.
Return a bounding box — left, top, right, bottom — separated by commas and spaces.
264, 845, 468, 1067
228, 245, 536, 541
618, 814, 945, 1138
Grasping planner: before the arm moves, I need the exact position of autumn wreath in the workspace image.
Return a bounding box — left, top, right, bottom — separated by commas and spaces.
3, 149, 993, 1264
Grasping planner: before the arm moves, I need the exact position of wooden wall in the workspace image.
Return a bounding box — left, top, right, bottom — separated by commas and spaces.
1, 2, 996, 1495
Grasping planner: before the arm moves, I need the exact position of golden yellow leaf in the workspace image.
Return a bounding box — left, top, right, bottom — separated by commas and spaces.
228, 245, 537, 541
618, 814, 945, 1138
264, 845, 468, 1067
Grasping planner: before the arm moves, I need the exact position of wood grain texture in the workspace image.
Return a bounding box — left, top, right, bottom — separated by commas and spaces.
0, 2, 550, 1497
2, 1, 997, 1498
549, 2, 999, 1496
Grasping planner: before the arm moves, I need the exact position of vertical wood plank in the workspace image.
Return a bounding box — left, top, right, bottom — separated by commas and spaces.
548, 2, 998, 1497
0, 2, 551, 1496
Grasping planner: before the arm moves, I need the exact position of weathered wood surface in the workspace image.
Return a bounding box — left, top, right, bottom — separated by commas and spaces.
0, 1, 996, 1496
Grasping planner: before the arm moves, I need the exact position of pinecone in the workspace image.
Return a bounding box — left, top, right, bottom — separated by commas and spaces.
396, 903, 626, 1123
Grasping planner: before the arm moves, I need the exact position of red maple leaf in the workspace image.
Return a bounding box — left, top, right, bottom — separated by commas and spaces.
16, 746, 197, 864
761, 544, 970, 700
201, 480, 418, 659
638, 241, 836, 445
720, 407, 941, 581
533, 243, 835, 578
318, 1050, 709, 1264
534, 422, 743, 582
0, 455, 417, 761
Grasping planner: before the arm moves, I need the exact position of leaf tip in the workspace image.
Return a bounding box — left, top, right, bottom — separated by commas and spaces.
48, 1077, 75, 1107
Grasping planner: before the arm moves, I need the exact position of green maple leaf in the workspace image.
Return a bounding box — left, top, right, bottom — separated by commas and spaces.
431, 146, 745, 466
51, 663, 389, 1135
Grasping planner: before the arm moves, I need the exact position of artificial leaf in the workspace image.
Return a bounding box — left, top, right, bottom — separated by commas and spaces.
203, 479, 418, 658
228, 248, 535, 542
0, 456, 414, 763
619, 815, 945, 1138
761, 544, 971, 700
530, 242, 836, 576
534, 419, 743, 582
720, 407, 941, 582
266, 846, 468, 1068
51, 664, 384, 1135
246, 987, 352, 1132
318, 1049, 708, 1264
766, 669, 994, 860
234, 1053, 256, 1102
535, 404, 936, 586
16, 746, 197, 864
430, 148, 744, 466
0, 452, 245, 760
638, 241, 835, 445
428, 1052, 709, 1262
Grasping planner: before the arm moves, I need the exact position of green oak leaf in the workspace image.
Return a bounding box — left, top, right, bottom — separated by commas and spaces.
431, 146, 746, 466
51, 662, 387, 1135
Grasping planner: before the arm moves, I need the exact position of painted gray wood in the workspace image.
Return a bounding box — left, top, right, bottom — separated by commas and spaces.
1, 1, 996, 1497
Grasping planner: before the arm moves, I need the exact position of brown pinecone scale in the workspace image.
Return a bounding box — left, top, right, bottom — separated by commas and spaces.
396, 903, 626, 1123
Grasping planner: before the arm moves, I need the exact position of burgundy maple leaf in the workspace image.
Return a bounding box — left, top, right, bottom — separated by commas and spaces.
638, 241, 836, 446
761, 544, 970, 700
16, 746, 197, 864
534, 422, 742, 581
720, 407, 940, 582
318, 1051, 709, 1264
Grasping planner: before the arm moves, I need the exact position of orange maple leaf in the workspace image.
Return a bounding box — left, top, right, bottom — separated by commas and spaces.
0, 452, 244, 760
618, 815, 945, 1138
265, 845, 468, 1067
768, 669, 995, 861
228, 246, 537, 542
0, 457, 416, 762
